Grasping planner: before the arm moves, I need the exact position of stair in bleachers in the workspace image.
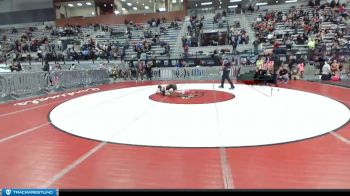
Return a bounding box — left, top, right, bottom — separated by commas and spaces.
236, 13, 255, 53
124, 21, 184, 60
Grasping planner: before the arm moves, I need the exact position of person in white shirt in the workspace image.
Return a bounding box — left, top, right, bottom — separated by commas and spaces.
99, 62, 107, 70
321, 61, 331, 80
267, 33, 274, 40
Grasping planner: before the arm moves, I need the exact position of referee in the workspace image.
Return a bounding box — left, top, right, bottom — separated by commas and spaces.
218, 57, 235, 90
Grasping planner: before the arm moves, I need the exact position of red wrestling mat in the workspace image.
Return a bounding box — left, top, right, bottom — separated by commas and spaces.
0, 80, 349, 189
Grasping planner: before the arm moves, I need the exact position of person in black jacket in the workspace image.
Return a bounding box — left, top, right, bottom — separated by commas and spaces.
218, 58, 235, 89
42, 61, 50, 72
145, 62, 153, 80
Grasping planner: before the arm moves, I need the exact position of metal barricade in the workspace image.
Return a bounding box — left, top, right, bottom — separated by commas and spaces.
54, 70, 88, 89
0, 66, 256, 103
0, 74, 10, 102
86, 69, 110, 85
48, 69, 110, 91
151, 66, 255, 81
0, 72, 47, 101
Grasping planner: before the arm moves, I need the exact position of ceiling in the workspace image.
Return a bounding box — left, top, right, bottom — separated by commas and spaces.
54, 0, 308, 11
187, 0, 307, 10
55, 0, 182, 12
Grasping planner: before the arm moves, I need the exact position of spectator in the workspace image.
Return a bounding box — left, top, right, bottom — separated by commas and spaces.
69, 64, 76, 70
253, 40, 260, 55
110, 65, 118, 80
42, 61, 50, 72
140, 51, 147, 61
136, 60, 145, 81
321, 61, 332, 80
10, 61, 22, 72
308, 38, 316, 50
297, 60, 305, 78
145, 61, 153, 80
277, 65, 289, 84
183, 44, 189, 57
331, 59, 340, 78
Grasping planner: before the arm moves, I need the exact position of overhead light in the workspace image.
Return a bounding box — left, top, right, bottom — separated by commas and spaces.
127, 3, 132, 6
122, 0, 125, 1
159, 7, 166, 11
228, 5, 238, 8
145, 6, 150, 9
133, 7, 137, 10
285, 0, 297, 3
104, 4, 106, 7
172, 0, 177, 3
201, 2, 212, 5
111, 4, 113, 6
256, 2, 268, 5
91, 11, 95, 15
181, 0, 183, 2
68, 3, 74, 7
195, 4, 197, 6
230, 0, 242, 2
122, 8, 126, 11
77, 3, 82, 6
114, 10, 120, 14
86, 2, 92, 6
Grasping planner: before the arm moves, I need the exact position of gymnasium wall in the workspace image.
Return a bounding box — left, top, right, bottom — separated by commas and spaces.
0, 0, 55, 25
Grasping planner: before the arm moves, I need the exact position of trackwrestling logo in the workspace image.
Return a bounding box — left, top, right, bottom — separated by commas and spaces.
14, 88, 100, 106
1, 189, 57, 196
179, 90, 205, 99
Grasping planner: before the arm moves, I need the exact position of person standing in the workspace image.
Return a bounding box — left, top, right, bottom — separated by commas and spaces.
297, 60, 305, 78
253, 40, 259, 55
231, 40, 237, 55
219, 57, 235, 90
137, 60, 145, 81
145, 61, 153, 80
321, 61, 332, 80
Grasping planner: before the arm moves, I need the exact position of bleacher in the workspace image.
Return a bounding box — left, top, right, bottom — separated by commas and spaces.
1, 1, 350, 75
179, 12, 248, 58
246, 3, 350, 56
123, 21, 184, 61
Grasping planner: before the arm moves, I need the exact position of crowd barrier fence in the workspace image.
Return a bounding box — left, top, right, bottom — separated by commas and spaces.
151, 66, 255, 81
0, 66, 255, 102
0, 69, 110, 102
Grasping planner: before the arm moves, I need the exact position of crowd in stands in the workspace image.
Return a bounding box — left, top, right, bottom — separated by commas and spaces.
184, 14, 204, 49
109, 59, 154, 81
249, 53, 308, 85
250, 0, 350, 81
1, 1, 350, 83
229, 27, 249, 54
1, 16, 184, 75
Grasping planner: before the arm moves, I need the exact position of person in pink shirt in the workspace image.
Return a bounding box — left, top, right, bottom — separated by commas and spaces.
297, 61, 305, 78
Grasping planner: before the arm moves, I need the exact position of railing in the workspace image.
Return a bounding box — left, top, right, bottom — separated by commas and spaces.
0, 72, 47, 101
0, 69, 109, 102
151, 66, 255, 81
0, 66, 256, 102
